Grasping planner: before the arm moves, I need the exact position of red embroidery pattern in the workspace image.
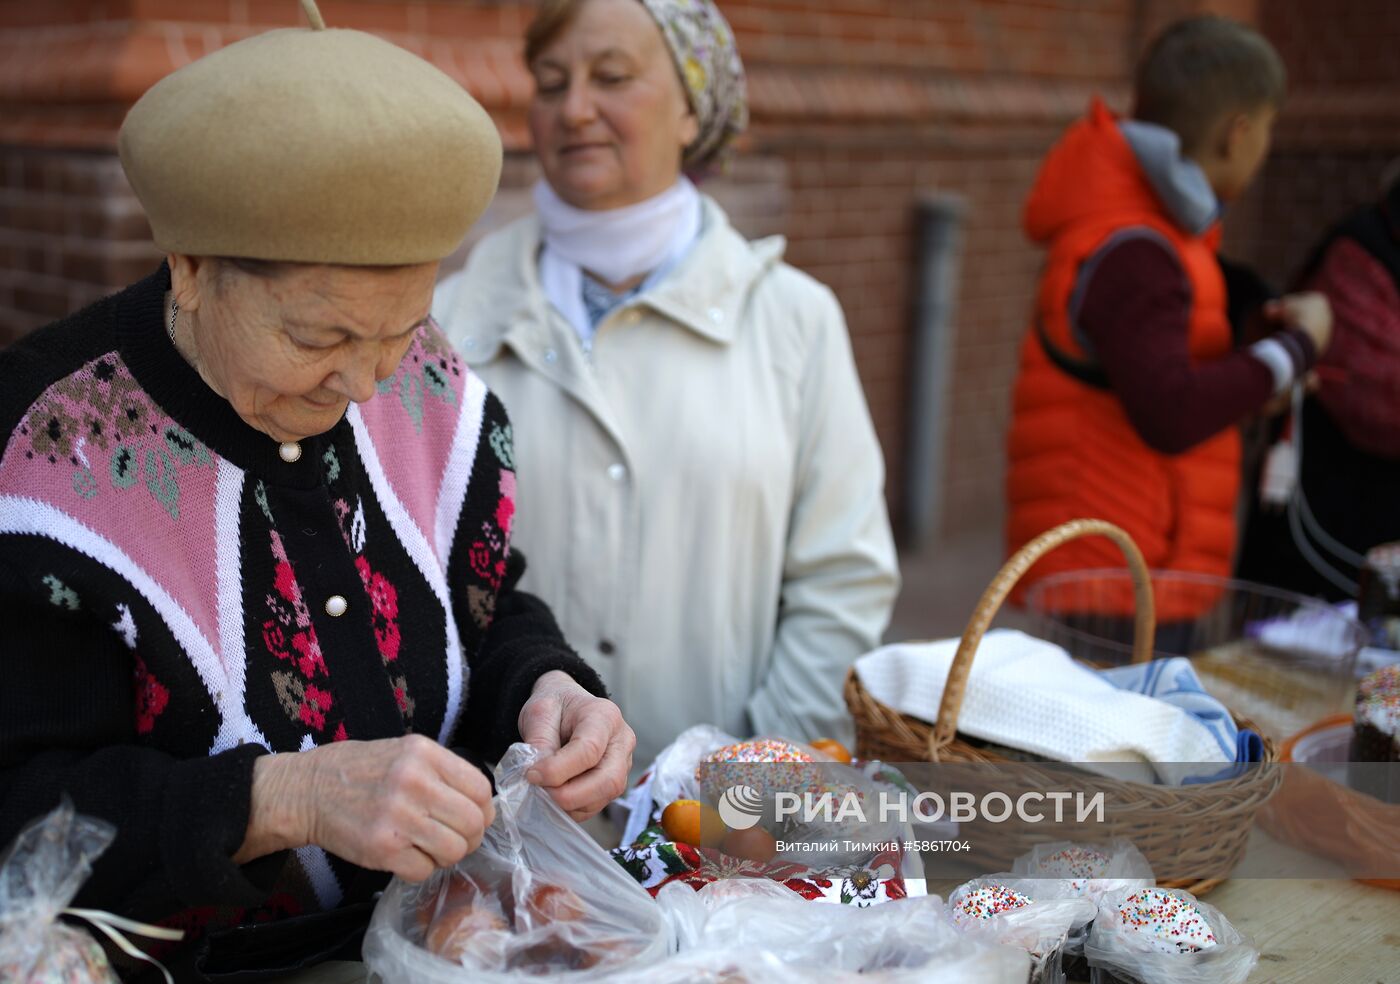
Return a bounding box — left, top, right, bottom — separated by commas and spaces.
784, 877, 836, 901
133, 654, 169, 734
468, 470, 517, 594
354, 553, 414, 722
328, 495, 414, 723
262, 530, 339, 736
496, 469, 516, 538
355, 556, 400, 662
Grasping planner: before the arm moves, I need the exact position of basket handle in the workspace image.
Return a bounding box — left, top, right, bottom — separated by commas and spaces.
928, 518, 1156, 758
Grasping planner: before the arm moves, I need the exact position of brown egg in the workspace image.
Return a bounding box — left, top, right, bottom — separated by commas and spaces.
720, 826, 778, 864
576, 937, 645, 970
425, 905, 510, 963
441, 871, 489, 909
414, 871, 488, 940
509, 932, 595, 973
522, 882, 588, 924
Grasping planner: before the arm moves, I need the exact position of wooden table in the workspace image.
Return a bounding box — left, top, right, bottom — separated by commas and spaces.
1209, 826, 1400, 983
1210, 878, 1400, 983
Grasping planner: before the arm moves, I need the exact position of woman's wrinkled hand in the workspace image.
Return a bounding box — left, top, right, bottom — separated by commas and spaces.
239, 734, 494, 883
517, 670, 635, 821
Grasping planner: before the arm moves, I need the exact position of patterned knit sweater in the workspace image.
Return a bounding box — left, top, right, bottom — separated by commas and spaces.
0, 266, 605, 958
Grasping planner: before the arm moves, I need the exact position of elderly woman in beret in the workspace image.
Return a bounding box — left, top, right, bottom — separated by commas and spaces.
434, 0, 899, 772
0, 4, 633, 976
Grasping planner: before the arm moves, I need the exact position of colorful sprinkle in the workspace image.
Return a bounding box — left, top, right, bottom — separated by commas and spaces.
1357, 665, 1400, 737
703, 739, 815, 765
955, 884, 1033, 920
697, 739, 820, 806
1118, 889, 1217, 954
1040, 846, 1110, 882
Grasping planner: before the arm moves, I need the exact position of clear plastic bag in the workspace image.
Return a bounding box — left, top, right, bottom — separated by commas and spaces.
1084, 885, 1258, 984
1263, 719, 1400, 887
618, 725, 928, 877
0, 799, 119, 984
1011, 838, 1156, 903
607, 879, 1032, 983
1007, 839, 1156, 975
619, 725, 874, 843
363, 744, 669, 982
946, 875, 1098, 984
617, 724, 738, 845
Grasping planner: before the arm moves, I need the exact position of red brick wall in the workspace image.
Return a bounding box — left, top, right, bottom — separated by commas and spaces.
2, 0, 1396, 544
1221, 0, 1400, 287
730, 0, 1139, 538
0, 150, 154, 346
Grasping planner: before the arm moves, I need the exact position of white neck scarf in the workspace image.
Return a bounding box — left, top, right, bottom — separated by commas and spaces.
535, 178, 702, 345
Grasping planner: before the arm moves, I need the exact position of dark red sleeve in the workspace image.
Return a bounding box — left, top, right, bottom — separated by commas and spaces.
1077, 237, 1307, 455
1306, 237, 1400, 459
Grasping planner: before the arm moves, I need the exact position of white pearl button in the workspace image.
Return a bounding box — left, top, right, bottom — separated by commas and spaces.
278, 441, 302, 463
464, 337, 476, 350
607, 463, 627, 483
544, 348, 558, 363
707, 307, 724, 324
324, 595, 348, 617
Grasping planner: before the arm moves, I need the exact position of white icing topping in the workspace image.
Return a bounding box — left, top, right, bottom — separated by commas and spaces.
1118, 889, 1218, 955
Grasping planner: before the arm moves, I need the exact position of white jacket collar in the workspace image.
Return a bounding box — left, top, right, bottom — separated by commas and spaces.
439, 197, 786, 361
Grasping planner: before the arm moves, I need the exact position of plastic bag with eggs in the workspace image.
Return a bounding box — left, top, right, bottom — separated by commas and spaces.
362, 743, 668, 982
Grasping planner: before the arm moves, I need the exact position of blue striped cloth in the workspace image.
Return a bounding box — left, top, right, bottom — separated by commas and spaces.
1099, 658, 1264, 784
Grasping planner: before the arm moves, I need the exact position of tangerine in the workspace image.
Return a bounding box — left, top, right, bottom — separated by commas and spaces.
660, 799, 727, 846
808, 738, 853, 763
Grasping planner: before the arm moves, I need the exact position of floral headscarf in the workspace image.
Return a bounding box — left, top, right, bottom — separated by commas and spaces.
639, 0, 748, 174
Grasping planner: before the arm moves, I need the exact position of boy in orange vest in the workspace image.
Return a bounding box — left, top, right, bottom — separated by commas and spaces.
1006, 15, 1332, 619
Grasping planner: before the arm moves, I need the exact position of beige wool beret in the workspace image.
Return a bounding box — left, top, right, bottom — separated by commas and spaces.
118, 2, 502, 265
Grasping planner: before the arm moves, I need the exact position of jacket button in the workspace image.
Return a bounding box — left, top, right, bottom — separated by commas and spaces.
278, 441, 302, 463
607, 463, 627, 483
324, 595, 348, 617
598, 640, 616, 656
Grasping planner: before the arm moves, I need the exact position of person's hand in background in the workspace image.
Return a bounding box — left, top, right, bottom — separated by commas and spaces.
1264, 291, 1333, 355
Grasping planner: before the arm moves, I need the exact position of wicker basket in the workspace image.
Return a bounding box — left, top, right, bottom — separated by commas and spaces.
845, 518, 1283, 895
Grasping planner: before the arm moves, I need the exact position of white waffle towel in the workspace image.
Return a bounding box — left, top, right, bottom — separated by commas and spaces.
853, 630, 1229, 784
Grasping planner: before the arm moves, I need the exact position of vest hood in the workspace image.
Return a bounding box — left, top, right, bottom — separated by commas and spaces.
1025, 97, 1219, 246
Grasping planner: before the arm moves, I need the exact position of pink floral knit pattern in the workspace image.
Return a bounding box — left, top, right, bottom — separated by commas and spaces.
262, 529, 344, 740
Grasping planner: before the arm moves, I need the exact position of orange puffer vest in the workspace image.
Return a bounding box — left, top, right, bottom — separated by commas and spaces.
1006, 99, 1239, 619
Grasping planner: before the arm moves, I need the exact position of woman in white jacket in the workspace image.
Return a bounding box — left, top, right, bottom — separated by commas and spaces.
434, 0, 899, 772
